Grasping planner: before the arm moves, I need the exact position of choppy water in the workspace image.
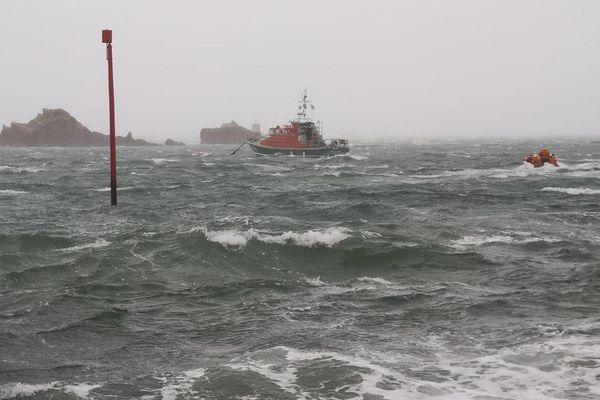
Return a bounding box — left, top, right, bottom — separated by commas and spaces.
1, 139, 599, 400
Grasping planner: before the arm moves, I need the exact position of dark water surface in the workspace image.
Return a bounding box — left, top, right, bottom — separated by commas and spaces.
1, 139, 599, 399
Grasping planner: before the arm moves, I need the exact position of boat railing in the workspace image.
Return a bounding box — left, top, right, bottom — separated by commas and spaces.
324, 138, 350, 148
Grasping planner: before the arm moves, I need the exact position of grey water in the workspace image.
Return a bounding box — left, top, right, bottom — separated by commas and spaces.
1, 139, 599, 399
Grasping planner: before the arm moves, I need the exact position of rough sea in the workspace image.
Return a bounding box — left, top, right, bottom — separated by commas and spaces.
1, 139, 599, 400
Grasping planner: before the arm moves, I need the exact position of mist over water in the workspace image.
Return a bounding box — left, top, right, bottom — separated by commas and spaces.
1, 139, 599, 399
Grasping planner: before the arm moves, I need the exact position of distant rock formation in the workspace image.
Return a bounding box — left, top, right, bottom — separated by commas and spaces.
165, 138, 185, 146
200, 121, 260, 144
0, 108, 158, 147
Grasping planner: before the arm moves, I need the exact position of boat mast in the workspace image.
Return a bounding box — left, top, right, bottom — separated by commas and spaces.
297, 89, 314, 122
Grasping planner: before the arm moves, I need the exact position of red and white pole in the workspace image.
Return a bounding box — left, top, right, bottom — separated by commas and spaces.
102, 29, 117, 205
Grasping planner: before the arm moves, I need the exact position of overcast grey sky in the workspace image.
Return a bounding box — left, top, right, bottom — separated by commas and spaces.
1, 0, 599, 142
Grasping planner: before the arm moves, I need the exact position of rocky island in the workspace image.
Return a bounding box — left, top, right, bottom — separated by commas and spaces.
164, 138, 185, 146
0, 108, 158, 147
200, 121, 260, 144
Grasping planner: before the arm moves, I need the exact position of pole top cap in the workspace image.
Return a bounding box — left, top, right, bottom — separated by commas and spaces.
102, 29, 112, 43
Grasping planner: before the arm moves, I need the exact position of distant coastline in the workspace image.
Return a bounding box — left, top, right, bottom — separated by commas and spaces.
0, 108, 159, 147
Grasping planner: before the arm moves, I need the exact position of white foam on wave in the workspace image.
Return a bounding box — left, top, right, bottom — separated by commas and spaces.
365, 164, 389, 169
557, 161, 600, 178
426, 332, 600, 400
411, 163, 562, 182
541, 187, 600, 195
344, 154, 368, 160
63, 383, 102, 398
230, 346, 405, 400
0, 381, 101, 399
0, 189, 28, 195
91, 186, 135, 192
0, 165, 46, 173
62, 238, 111, 252
361, 230, 383, 239
356, 276, 393, 285
304, 276, 327, 287
229, 331, 600, 400
0, 382, 59, 399
313, 163, 354, 170
157, 368, 206, 400
254, 172, 283, 177
151, 158, 179, 165
194, 227, 351, 248
450, 232, 558, 249
320, 171, 341, 177
229, 354, 300, 395
244, 163, 294, 172
562, 161, 600, 170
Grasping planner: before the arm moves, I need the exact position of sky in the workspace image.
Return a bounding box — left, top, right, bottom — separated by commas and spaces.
0, 0, 599, 143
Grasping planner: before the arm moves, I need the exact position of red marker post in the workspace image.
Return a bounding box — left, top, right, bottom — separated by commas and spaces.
102, 29, 117, 205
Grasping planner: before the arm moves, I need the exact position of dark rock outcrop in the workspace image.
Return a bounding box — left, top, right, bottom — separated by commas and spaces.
200, 121, 260, 144
0, 109, 158, 147
165, 138, 185, 146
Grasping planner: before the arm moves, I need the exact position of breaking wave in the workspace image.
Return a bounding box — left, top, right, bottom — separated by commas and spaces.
193, 226, 351, 248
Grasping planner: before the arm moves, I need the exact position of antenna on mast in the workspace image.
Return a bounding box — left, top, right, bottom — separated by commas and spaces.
296, 89, 314, 122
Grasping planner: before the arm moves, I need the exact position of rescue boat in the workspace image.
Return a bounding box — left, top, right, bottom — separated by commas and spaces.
524, 148, 559, 167
246, 91, 350, 157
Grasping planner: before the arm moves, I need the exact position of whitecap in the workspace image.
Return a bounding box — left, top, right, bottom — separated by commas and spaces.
61, 238, 111, 252
63, 384, 101, 398
254, 172, 283, 176
321, 171, 341, 177
356, 276, 393, 285
0, 189, 28, 195
304, 276, 327, 287
365, 164, 389, 169
450, 233, 558, 249
157, 368, 206, 400
91, 186, 135, 192
261, 335, 600, 400
411, 163, 561, 181
344, 154, 368, 160
0, 165, 46, 173
0, 382, 59, 399
260, 227, 351, 247
196, 227, 351, 248
201, 228, 250, 247
361, 230, 383, 239
151, 158, 179, 165
541, 187, 600, 195
313, 163, 354, 170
